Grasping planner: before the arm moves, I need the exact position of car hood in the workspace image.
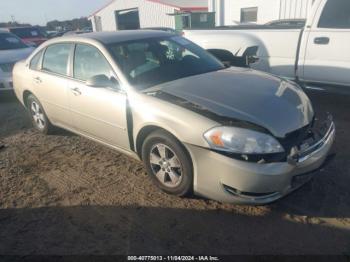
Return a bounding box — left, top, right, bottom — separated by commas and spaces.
147, 67, 314, 138
0, 47, 34, 64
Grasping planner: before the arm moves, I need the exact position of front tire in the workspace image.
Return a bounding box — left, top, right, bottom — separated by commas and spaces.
27, 94, 55, 135
142, 130, 193, 197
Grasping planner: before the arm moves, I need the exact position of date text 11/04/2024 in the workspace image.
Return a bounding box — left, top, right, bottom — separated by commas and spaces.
127, 256, 220, 261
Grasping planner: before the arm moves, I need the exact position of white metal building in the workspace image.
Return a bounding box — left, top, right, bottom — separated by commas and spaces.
209, 0, 315, 26
89, 0, 208, 31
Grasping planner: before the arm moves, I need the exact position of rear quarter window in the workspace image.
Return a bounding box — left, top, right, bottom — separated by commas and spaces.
30, 49, 44, 70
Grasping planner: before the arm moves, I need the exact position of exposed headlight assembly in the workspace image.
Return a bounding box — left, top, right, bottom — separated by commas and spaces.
204, 126, 284, 154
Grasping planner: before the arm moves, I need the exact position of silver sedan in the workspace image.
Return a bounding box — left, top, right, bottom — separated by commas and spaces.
0, 30, 34, 92
13, 31, 335, 204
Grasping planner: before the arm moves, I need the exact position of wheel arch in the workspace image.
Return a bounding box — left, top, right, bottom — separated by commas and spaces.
136, 124, 195, 195
136, 125, 169, 159
22, 90, 55, 126
23, 90, 34, 108
135, 125, 189, 161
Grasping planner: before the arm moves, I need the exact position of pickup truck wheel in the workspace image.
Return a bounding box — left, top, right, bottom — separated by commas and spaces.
142, 130, 193, 197
27, 94, 55, 135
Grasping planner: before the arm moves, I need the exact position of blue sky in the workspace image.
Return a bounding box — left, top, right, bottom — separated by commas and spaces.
0, 0, 111, 25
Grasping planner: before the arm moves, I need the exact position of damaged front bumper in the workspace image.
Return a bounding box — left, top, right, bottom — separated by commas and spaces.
186, 115, 336, 205
288, 115, 335, 164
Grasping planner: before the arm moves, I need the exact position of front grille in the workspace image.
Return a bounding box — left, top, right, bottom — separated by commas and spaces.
284, 113, 334, 164
298, 120, 334, 163
278, 124, 312, 153
279, 113, 332, 152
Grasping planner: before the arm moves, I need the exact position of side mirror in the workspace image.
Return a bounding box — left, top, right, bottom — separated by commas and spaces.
246, 55, 259, 65
242, 46, 259, 67
86, 74, 119, 89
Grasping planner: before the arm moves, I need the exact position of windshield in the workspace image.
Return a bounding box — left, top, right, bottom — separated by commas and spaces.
10, 27, 45, 38
108, 36, 225, 90
0, 33, 28, 50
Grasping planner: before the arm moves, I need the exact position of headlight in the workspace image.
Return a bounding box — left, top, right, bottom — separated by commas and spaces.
0, 63, 15, 73
204, 126, 284, 154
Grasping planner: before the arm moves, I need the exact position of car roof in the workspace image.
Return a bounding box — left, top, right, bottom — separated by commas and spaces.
60, 30, 173, 45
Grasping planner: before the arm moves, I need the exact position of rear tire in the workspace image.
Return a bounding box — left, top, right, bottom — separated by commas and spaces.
26, 94, 55, 135
142, 129, 193, 197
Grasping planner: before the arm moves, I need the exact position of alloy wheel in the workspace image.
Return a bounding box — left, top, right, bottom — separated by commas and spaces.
30, 101, 46, 130
149, 143, 183, 188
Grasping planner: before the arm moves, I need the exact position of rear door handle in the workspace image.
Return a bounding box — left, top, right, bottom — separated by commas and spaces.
34, 76, 42, 84
314, 37, 330, 45
71, 87, 82, 96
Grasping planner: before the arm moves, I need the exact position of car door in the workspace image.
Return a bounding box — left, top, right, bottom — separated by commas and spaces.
30, 43, 73, 127
301, 0, 350, 87
67, 43, 130, 149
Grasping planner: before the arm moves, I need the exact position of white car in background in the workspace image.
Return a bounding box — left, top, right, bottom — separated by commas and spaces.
184, 0, 350, 93
0, 29, 34, 92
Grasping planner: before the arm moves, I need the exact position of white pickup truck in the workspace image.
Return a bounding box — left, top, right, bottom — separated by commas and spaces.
184, 0, 350, 91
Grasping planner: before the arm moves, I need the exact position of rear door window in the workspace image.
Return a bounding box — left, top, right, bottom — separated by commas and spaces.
318, 0, 350, 29
42, 43, 71, 76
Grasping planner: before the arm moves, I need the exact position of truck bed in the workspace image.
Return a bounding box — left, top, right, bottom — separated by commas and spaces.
194, 24, 305, 30
183, 28, 302, 79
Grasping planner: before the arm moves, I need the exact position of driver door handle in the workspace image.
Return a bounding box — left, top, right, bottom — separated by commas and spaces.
314, 37, 330, 45
71, 87, 82, 96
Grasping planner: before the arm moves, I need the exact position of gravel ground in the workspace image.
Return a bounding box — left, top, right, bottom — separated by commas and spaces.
0, 90, 349, 255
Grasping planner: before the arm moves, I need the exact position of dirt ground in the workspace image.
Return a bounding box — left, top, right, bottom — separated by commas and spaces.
0, 90, 349, 255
